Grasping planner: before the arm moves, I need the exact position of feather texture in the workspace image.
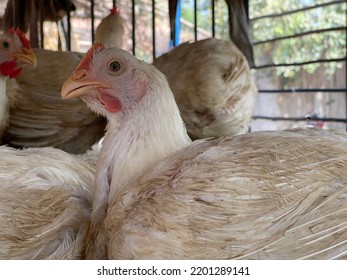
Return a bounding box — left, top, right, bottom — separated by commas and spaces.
3, 48, 106, 153
107, 129, 347, 259
153, 38, 257, 139
0, 146, 95, 259
61, 47, 347, 260
2, 11, 124, 153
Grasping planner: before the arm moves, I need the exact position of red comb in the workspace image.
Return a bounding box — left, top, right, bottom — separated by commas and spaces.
76, 42, 105, 71
110, 6, 119, 15
8, 27, 31, 49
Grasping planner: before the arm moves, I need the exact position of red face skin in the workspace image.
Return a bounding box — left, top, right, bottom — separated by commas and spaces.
61, 43, 149, 117
0, 28, 36, 79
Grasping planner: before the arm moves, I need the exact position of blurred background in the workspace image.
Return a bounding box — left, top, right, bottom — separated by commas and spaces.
1, 0, 346, 131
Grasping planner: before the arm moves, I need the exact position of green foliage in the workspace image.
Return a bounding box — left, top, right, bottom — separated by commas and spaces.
181, 0, 229, 39
252, 0, 346, 78
180, 0, 346, 79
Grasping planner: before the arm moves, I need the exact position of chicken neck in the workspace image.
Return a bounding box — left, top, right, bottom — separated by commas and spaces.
91, 74, 192, 225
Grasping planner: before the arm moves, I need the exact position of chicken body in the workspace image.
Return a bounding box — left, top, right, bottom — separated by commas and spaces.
0, 43, 97, 259
153, 38, 257, 139
4, 49, 106, 153
109, 129, 347, 259
0, 146, 95, 259
62, 46, 347, 260
3, 9, 125, 153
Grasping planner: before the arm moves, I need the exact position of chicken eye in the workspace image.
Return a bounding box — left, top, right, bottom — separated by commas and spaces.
1, 41, 10, 49
109, 61, 121, 72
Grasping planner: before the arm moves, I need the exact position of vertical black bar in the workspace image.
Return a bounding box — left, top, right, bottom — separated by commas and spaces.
113, 0, 117, 8
59, 20, 65, 50
12, 0, 16, 28
211, 0, 215, 37
91, 0, 95, 44
152, 0, 156, 59
39, 0, 44, 48
30, 0, 39, 47
244, 0, 249, 22
194, 0, 197, 41
67, 7, 71, 51
132, 0, 136, 55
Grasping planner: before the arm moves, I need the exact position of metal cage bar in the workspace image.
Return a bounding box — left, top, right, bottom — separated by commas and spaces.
132, 0, 136, 56
194, 0, 197, 41
258, 88, 347, 94
152, 0, 156, 59
39, 0, 44, 49
252, 116, 347, 123
250, 0, 345, 21
253, 26, 346, 45
255, 57, 346, 69
66, 7, 71, 51
91, 0, 95, 44
211, 0, 215, 37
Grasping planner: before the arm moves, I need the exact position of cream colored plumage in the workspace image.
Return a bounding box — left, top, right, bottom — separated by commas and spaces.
4, 49, 106, 153
0, 29, 36, 138
61, 45, 347, 260
0, 47, 98, 259
153, 38, 257, 139
0, 146, 95, 259
3, 10, 125, 153
108, 130, 347, 259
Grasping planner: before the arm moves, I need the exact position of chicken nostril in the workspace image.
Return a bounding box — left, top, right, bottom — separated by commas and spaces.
74, 71, 87, 81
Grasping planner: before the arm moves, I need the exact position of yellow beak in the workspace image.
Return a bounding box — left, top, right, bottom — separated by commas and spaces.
12, 47, 37, 66
61, 75, 110, 100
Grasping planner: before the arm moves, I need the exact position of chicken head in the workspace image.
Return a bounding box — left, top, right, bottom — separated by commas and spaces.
0, 28, 36, 78
62, 43, 148, 119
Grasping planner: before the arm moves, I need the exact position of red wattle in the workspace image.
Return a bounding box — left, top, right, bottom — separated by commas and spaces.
98, 90, 122, 113
0, 61, 22, 78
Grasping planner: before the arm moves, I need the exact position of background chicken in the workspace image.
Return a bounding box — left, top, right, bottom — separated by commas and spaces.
61, 45, 347, 260
0, 28, 36, 138
95, 6, 125, 49
153, 38, 257, 140
2, 9, 125, 154
3, 48, 106, 153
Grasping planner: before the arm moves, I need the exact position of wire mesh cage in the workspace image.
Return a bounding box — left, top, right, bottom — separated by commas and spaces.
1, 0, 346, 131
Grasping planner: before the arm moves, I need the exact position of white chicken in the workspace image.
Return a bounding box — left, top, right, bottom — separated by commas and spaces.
0, 146, 95, 259
3, 48, 106, 153
0, 28, 36, 137
2, 8, 125, 154
0, 30, 97, 259
95, 6, 125, 49
153, 38, 257, 139
61, 44, 347, 260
